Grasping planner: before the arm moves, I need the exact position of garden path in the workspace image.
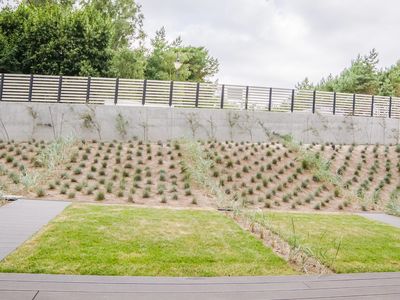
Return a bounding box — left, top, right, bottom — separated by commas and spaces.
0, 199, 70, 261
357, 213, 400, 228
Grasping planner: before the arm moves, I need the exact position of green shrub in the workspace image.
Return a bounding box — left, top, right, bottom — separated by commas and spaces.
96, 191, 105, 201
36, 188, 45, 197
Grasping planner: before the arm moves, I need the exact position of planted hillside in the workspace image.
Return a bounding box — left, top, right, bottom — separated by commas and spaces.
0, 139, 399, 213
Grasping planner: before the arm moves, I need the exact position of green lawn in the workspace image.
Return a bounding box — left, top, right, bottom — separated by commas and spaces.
255, 211, 400, 273
0, 204, 296, 276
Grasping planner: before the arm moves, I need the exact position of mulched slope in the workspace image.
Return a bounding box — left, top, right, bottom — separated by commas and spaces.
0, 140, 398, 212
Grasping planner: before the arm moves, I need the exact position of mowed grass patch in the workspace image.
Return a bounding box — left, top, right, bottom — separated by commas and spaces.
0, 204, 296, 276
257, 211, 400, 273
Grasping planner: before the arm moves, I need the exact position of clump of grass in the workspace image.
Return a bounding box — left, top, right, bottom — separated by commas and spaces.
386, 188, 400, 217
96, 191, 105, 201
301, 151, 338, 185
36, 138, 75, 170
179, 140, 227, 208
36, 187, 45, 198
75, 184, 84, 192
142, 188, 150, 198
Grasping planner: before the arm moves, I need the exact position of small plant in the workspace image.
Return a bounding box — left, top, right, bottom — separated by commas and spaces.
142, 188, 150, 198
305, 194, 314, 203
36, 187, 45, 198
313, 203, 321, 210
334, 188, 341, 198
96, 191, 105, 201
115, 113, 129, 139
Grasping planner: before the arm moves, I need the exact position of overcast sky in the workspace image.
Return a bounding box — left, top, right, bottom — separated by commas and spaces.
141, 0, 399, 88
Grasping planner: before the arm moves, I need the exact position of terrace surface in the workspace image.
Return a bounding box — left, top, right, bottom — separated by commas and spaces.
358, 213, 400, 228
0, 272, 400, 299
0, 199, 70, 261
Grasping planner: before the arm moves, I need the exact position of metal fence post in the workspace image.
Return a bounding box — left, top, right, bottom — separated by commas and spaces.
268, 88, 272, 111
245, 86, 249, 110
114, 77, 119, 105
0, 74, 4, 101
142, 79, 147, 105
352, 94, 356, 115
389, 96, 392, 118
312, 90, 316, 113
333, 92, 336, 115
371, 95, 375, 117
28, 74, 34, 102
86, 76, 91, 103
169, 81, 174, 107
195, 82, 200, 108
290, 89, 295, 112
57, 75, 63, 102
220, 84, 225, 109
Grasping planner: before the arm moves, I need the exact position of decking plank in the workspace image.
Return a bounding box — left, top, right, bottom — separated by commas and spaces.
1, 272, 400, 300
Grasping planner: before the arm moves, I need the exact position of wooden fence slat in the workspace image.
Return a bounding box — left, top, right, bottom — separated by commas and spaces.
0, 73, 398, 118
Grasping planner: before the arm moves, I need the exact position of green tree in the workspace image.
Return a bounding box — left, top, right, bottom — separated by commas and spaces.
109, 46, 146, 78
0, 3, 112, 76
329, 49, 379, 94
0, 6, 24, 73
296, 49, 383, 94
145, 27, 218, 82
295, 77, 314, 90
81, 0, 144, 49
144, 27, 178, 80
180, 46, 219, 82
0, 2, 219, 81
378, 62, 400, 96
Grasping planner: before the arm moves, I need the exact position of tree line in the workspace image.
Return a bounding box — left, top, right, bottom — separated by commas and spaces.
297, 49, 400, 97
0, 0, 219, 82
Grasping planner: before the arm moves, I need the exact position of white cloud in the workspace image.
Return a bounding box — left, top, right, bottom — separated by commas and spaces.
140, 0, 400, 87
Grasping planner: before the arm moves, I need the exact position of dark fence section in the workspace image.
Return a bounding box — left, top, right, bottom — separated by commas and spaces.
0, 73, 398, 118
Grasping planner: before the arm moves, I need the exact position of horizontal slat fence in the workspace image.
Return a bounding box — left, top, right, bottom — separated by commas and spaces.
0, 73, 399, 119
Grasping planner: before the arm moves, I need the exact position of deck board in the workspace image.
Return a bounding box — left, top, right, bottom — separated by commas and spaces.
0, 272, 399, 300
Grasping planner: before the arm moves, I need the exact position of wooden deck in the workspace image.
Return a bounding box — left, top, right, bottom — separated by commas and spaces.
0, 272, 399, 299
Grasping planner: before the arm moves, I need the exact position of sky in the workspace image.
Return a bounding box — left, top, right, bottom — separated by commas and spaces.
140, 0, 399, 88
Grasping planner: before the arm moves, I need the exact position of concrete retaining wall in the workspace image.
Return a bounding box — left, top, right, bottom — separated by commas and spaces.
0, 102, 399, 144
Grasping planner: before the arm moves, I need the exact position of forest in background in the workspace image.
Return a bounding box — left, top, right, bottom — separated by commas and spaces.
297, 49, 400, 96
0, 0, 219, 82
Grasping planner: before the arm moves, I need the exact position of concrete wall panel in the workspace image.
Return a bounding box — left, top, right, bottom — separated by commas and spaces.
0, 102, 399, 144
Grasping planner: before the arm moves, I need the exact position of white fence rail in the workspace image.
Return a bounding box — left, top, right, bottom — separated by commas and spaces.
0, 73, 398, 118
